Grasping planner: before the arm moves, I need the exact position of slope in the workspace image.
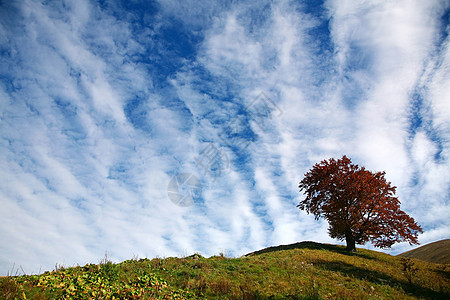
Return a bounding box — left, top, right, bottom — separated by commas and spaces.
1, 242, 449, 299
398, 239, 450, 264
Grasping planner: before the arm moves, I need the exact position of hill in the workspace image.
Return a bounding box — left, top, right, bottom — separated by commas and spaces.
1, 242, 449, 299
398, 239, 450, 264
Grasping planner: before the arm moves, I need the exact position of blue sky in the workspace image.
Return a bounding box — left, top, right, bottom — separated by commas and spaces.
0, 0, 449, 275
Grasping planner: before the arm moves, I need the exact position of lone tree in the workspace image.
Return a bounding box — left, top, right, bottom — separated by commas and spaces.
298, 156, 422, 252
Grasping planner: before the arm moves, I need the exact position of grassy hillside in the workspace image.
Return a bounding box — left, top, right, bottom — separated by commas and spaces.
1, 242, 448, 299
398, 239, 450, 264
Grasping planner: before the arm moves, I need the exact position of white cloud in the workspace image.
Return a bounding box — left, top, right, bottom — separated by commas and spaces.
0, 0, 449, 275
412, 131, 438, 168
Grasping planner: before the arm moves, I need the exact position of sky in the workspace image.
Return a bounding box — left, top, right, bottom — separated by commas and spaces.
0, 0, 449, 275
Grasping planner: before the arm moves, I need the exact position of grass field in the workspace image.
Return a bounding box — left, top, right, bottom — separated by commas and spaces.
1, 242, 449, 299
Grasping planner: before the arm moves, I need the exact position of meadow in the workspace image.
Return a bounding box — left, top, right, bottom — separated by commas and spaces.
1, 242, 448, 299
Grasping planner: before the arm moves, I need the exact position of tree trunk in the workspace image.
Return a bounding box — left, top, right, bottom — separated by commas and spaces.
345, 227, 356, 252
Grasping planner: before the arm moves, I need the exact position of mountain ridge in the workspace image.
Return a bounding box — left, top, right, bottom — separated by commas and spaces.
398, 239, 450, 264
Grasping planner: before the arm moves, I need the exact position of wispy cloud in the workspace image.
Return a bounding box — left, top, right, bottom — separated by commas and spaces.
0, 0, 449, 274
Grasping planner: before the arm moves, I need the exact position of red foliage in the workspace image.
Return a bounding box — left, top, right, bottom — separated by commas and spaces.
298, 156, 423, 251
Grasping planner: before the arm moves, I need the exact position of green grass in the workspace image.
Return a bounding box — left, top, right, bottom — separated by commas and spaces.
1, 242, 449, 299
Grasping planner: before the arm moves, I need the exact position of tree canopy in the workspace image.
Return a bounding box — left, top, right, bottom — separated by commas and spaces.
298, 156, 423, 252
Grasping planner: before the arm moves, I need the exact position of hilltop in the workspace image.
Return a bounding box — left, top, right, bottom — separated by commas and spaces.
1, 242, 449, 299
398, 239, 450, 264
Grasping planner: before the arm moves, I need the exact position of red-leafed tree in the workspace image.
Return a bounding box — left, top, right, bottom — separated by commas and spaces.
298, 156, 422, 252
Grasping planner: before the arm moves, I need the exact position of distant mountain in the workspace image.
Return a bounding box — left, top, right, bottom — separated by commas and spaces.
398, 239, 450, 264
